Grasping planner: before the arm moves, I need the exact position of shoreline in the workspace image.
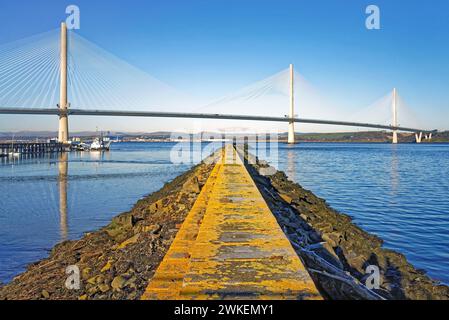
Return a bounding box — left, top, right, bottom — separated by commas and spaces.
1, 148, 448, 300
2, 140, 449, 144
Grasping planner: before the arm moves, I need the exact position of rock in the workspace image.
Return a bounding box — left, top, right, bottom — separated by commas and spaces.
322, 232, 342, 247
314, 222, 333, 233
98, 283, 110, 293
41, 290, 50, 299
117, 233, 140, 249
87, 286, 98, 295
125, 276, 138, 288
96, 275, 105, 284
82, 267, 92, 279
105, 214, 135, 239
321, 242, 344, 269
279, 193, 293, 204
111, 276, 127, 290
87, 276, 98, 285
177, 204, 187, 212
259, 166, 276, 176
80, 250, 102, 263
143, 224, 162, 235
308, 231, 322, 243
87, 275, 105, 285
112, 214, 134, 230
101, 260, 113, 272
347, 254, 367, 272
183, 176, 201, 194
105, 228, 122, 239
148, 199, 164, 213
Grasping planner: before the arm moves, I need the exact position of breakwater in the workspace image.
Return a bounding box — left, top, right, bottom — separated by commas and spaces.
1, 147, 448, 300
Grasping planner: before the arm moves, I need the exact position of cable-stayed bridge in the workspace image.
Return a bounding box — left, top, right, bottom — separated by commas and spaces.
0, 23, 436, 144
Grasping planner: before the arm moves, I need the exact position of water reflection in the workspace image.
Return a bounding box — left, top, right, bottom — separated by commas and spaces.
58, 153, 68, 241
88, 150, 110, 161
0, 152, 70, 240
0, 143, 198, 284
390, 146, 399, 196
286, 148, 297, 181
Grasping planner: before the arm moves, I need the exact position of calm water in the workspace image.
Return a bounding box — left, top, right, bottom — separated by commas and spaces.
276, 143, 449, 285
0, 142, 448, 286
0, 142, 200, 284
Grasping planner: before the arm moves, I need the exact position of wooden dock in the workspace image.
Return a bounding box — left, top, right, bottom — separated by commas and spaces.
142, 145, 321, 300
0, 142, 66, 156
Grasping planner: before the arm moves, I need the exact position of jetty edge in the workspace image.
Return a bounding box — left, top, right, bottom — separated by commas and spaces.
0, 146, 447, 300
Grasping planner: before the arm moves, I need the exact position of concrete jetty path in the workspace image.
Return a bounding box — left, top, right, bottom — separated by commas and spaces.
141, 146, 321, 300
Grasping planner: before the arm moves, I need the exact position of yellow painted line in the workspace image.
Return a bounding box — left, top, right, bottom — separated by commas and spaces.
142, 146, 321, 300
141, 155, 222, 300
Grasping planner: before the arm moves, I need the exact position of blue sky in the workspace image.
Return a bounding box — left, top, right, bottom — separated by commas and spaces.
0, 0, 448, 132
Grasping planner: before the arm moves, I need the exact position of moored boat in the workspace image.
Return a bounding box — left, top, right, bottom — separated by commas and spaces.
90, 137, 111, 151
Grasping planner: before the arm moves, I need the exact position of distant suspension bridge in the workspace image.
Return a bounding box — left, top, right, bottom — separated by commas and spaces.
0, 23, 437, 145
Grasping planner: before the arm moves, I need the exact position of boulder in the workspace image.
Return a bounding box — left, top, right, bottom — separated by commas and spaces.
100, 260, 113, 273
111, 276, 127, 291
98, 283, 110, 293
279, 193, 293, 204
117, 234, 140, 249
183, 176, 201, 194
41, 290, 50, 299
143, 224, 162, 234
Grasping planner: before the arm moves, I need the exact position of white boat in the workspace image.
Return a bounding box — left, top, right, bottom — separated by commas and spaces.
90, 137, 111, 151
8, 152, 20, 157
8, 135, 20, 157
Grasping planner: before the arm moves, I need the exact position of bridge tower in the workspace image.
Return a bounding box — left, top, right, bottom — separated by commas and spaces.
392, 88, 398, 144
287, 64, 295, 144
58, 22, 69, 144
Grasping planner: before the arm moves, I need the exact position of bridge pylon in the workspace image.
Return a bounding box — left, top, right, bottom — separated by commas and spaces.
415, 132, 423, 144
58, 22, 69, 144
287, 64, 295, 144
392, 88, 398, 144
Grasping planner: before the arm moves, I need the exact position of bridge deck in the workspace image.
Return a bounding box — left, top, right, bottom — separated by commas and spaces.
141, 146, 321, 300
0, 108, 435, 133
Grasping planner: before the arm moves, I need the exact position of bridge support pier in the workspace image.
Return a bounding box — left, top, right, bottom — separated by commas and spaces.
415, 132, 423, 144
392, 88, 398, 144
58, 22, 69, 144
287, 64, 295, 144
288, 121, 295, 144
392, 131, 398, 144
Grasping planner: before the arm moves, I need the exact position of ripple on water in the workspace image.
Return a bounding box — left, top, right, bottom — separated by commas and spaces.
275, 143, 449, 285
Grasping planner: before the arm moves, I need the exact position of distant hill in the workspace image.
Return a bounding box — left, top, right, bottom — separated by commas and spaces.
289, 131, 448, 143
0, 130, 448, 143
288, 131, 448, 143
